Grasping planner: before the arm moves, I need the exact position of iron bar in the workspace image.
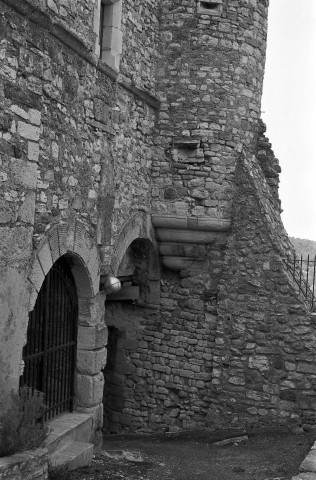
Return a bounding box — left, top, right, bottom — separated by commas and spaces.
21, 257, 78, 421
312, 255, 316, 310
285, 253, 316, 311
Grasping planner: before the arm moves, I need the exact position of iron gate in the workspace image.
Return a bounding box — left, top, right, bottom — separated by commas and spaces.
21, 256, 78, 420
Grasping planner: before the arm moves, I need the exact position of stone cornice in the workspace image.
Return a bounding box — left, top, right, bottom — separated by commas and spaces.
117, 75, 160, 110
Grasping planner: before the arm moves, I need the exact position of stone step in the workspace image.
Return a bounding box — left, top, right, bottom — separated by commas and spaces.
45, 412, 94, 454
49, 441, 94, 471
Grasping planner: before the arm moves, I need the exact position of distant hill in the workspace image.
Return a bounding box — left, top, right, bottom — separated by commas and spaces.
290, 237, 316, 258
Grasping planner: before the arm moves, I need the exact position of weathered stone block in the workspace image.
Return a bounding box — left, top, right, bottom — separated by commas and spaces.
73, 223, 92, 265
248, 355, 270, 372
48, 228, 60, 263
75, 403, 104, 429
300, 450, 316, 473
280, 389, 296, 402
10, 159, 37, 189
17, 121, 40, 141
37, 243, 53, 276
17, 193, 36, 225
77, 324, 108, 351
4, 83, 41, 109
57, 223, 75, 256
77, 348, 107, 375
29, 109, 41, 125
182, 298, 204, 311
293, 474, 316, 480
28, 141, 39, 161
10, 104, 29, 120
87, 247, 100, 285
0, 226, 33, 265
297, 363, 316, 374
76, 373, 104, 408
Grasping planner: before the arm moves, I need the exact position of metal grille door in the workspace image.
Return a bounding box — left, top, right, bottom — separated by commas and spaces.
21, 257, 78, 420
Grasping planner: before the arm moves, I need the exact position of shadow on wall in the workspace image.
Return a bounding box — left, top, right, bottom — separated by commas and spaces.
103, 238, 160, 433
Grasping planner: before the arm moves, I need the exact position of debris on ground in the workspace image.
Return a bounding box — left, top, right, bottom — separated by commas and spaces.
213, 435, 249, 446
102, 450, 145, 462
48, 430, 316, 480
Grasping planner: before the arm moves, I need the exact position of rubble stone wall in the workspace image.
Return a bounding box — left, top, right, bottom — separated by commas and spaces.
2, 0, 316, 438
102, 257, 223, 434
121, 0, 159, 92
214, 151, 316, 430
0, 0, 160, 412
152, 0, 269, 219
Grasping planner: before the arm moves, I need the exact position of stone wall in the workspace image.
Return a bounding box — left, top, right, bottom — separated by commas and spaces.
0, 0, 160, 404
145, 0, 278, 433
121, 0, 159, 92
0, 448, 48, 480
2, 0, 316, 439
213, 150, 316, 430
103, 266, 220, 433
152, 0, 269, 218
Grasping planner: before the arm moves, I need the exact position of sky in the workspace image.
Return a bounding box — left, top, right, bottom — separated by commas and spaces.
261, 0, 316, 241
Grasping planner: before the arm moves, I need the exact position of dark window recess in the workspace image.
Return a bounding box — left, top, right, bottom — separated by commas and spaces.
201, 2, 220, 10
105, 326, 121, 372
99, 1, 105, 48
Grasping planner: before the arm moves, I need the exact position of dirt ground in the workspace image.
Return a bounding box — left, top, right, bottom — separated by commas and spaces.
49, 429, 316, 480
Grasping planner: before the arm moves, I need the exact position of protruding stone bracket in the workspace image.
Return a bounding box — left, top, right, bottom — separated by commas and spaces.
151, 215, 230, 271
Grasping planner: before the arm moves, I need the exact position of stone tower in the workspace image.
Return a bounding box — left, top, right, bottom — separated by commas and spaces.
154, 0, 270, 212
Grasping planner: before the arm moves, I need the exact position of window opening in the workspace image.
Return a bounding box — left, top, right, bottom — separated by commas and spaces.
201, 2, 219, 10
95, 0, 123, 71
197, 0, 223, 16
99, 1, 105, 51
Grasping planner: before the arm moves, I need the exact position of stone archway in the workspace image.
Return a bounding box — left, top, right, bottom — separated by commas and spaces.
102, 233, 161, 433
104, 211, 158, 278
25, 221, 107, 428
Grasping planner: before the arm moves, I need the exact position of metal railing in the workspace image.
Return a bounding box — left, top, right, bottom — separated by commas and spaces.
285, 254, 316, 311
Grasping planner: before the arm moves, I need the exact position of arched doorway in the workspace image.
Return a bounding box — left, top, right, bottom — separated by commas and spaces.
21, 256, 78, 420
103, 238, 161, 433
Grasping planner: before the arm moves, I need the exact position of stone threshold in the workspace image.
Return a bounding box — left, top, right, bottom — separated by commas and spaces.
45, 412, 94, 453
45, 412, 95, 471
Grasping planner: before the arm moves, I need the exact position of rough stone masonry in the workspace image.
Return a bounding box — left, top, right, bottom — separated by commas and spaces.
0, 0, 316, 439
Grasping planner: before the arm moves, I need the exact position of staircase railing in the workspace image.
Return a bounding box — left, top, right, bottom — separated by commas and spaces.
284, 254, 316, 311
